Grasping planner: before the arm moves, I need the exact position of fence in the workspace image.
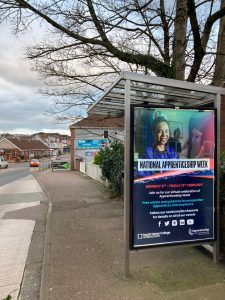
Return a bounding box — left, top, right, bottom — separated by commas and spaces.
80, 162, 107, 185
80, 161, 86, 174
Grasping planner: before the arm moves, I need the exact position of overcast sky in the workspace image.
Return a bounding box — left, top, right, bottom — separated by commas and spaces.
0, 23, 71, 135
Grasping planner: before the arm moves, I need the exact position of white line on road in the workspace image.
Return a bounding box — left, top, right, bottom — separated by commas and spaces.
0, 175, 43, 195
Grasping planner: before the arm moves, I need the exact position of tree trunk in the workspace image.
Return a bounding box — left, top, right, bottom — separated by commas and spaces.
172, 0, 188, 80
213, 0, 225, 86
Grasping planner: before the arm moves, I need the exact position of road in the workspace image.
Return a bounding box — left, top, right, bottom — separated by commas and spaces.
0, 154, 70, 186
0, 160, 52, 186
0, 163, 30, 187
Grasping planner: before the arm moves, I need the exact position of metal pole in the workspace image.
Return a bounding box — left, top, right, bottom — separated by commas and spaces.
124, 79, 131, 278
213, 93, 221, 263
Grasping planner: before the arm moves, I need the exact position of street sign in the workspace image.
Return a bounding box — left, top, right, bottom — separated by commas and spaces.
52, 160, 70, 171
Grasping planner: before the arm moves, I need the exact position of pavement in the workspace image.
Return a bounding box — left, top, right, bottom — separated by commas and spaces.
31, 169, 225, 300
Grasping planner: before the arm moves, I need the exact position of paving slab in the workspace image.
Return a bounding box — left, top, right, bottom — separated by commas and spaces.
0, 215, 36, 299
0, 284, 20, 300
0, 173, 47, 300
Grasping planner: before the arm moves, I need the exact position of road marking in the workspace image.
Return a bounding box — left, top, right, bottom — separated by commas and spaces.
0, 166, 27, 172
0, 178, 43, 194
0, 201, 40, 218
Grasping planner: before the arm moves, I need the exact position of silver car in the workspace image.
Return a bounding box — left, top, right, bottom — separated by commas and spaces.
0, 157, 8, 169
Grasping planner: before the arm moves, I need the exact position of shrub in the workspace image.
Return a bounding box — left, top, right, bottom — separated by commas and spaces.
93, 151, 101, 165
2, 295, 12, 300
96, 141, 124, 197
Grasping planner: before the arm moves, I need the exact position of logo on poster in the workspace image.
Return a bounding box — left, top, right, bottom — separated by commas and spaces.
188, 228, 210, 236
164, 221, 170, 226
137, 231, 170, 239
172, 220, 178, 226
187, 219, 194, 225
180, 219, 185, 225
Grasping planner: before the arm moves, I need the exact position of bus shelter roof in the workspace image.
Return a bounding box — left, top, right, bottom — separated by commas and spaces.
88, 72, 225, 117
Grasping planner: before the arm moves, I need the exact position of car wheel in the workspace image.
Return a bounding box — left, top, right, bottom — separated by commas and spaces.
5, 165, 8, 169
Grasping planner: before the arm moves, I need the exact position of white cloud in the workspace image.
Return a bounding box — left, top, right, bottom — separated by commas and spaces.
0, 128, 70, 136
0, 23, 71, 133
39, 129, 71, 135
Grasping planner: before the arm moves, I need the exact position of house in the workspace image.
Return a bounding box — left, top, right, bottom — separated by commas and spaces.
69, 114, 124, 170
0, 137, 51, 161
31, 132, 71, 155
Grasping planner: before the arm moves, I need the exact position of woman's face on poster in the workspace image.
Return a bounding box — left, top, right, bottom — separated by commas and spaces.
154, 121, 169, 146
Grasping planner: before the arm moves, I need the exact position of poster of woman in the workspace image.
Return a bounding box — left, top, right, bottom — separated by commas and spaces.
131, 106, 216, 249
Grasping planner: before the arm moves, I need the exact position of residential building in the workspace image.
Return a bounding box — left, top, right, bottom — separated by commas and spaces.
32, 132, 71, 155
70, 114, 124, 170
0, 137, 51, 161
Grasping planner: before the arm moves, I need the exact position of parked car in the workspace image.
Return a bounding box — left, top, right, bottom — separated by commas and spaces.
30, 159, 40, 167
51, 155, 61, 161
0, 157, 8, 169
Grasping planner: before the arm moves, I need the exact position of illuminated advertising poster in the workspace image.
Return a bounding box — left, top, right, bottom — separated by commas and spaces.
76, 139, 108, 149
131, 106, 216, 249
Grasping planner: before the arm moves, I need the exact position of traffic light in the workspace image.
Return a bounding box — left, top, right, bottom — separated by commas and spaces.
103, 130, 108, 138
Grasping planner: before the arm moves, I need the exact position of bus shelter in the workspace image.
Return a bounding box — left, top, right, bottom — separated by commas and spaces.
87, 71, 225, 277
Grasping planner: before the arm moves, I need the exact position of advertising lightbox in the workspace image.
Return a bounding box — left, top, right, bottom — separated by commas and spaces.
76, 139, 108, 149
131, 106, 216, 249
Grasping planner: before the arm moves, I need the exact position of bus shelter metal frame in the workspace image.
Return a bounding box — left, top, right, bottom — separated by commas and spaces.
88, 71, 225, 278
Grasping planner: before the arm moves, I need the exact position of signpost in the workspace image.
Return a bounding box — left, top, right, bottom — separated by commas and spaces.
51, 160, 70, 171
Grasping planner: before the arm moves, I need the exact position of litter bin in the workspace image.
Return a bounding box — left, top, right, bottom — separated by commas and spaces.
75, 158, 83, 171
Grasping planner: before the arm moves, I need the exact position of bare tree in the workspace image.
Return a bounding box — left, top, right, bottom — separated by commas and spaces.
172, 0, 188, 80
213, 0, 225, 86
0, 0, 225, 119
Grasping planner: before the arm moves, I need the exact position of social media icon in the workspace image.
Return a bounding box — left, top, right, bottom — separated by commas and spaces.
180, 219, 185, 225
137, 234, 143, 239
172, 220, 178, 226
164, 221, 170, 226
187, 219, 194, 225
158, 221, 162, 227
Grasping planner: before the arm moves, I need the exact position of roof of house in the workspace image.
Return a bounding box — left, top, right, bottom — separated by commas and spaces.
70, 114, 124, 129
5, 137, 50, 151
32, 132, 71, 139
